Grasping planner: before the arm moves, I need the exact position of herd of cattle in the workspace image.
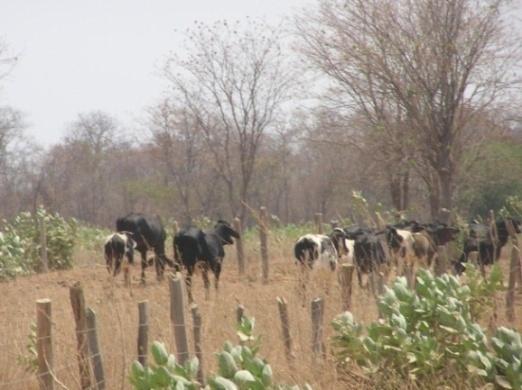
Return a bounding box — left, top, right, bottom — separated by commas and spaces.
103, 213, 522, 300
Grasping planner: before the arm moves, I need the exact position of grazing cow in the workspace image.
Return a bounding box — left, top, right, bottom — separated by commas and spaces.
174, 220, 239, 302
329, 227, 355, 265
455, 218, 521, 274
104, 232, 136, 279
410, 222, 459, 266
385, 226, 416, 271
345, 228, 388, 287
294, 234, 338, 271
116, 213, 176, 282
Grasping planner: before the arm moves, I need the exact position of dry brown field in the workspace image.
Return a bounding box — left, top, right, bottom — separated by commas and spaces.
0, 234, 520, 389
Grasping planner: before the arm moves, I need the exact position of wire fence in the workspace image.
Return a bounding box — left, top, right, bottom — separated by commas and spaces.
0, 223, 520, 390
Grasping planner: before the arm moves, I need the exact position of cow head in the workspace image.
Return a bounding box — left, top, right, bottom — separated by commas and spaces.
214, 220, 240, 245
329, 228, 349, 258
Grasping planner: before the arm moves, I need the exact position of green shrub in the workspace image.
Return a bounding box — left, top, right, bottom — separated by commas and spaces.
129, 341, 200, 389
74, 223, 111, 252
129, 316, 311, 390
331, 270, 519, 388
0, 206, 77, 280
0, 227, 30, 280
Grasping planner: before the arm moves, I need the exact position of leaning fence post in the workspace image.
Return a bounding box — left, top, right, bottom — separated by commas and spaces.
339, 264, 354, 311
191, 304, 205, 386
277, 297, 293, 363
505, 219, 520, 322
233, 217, 245, 275
39, 218, 49, 273
314, 213, 323, 234
69, 282, 92, 390
259, 206, 269, 284
137, 301, 149, 367
169, 273, 189, 364
435, 245, 448, 276
36, 298, 54, 390
311, 297, 325, 359
86, 308, 105, 390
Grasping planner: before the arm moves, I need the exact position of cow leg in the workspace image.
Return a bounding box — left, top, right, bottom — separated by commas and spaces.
139, 250, 147, 284
185, 264, 195, 303
155, 255, 165, 281
356, 266, 363, 288
202, 264, 211, 301
214, 260, 222, 293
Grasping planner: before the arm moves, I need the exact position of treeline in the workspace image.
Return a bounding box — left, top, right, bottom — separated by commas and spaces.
1, 0, 522, 227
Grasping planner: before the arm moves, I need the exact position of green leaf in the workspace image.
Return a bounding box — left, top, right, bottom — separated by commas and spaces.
151, 342, 169, 366
217, 351, 238, 378
209, 376, 239, 390
495, 375, 513, 389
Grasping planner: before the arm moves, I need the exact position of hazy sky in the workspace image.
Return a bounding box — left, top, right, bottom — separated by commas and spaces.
0, 0, 305, 146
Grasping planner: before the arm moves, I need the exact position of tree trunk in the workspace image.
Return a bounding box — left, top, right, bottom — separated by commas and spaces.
438, 170, 453, 223
401, 171, 410, 210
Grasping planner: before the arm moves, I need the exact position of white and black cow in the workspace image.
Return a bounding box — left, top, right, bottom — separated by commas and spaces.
330, 228, 355, 264
116, 213, 177, 282
293, 234, 338, 271
104, 232, 136, 278
174, 220, 240, 302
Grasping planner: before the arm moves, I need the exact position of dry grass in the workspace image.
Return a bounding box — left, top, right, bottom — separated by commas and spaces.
0, 235, 520, 389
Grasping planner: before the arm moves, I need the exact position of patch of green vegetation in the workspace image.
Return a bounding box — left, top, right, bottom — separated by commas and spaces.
332, 268, 518, 389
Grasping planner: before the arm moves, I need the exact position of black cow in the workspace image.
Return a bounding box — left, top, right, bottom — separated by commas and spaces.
343, 227, 389, 287
454, 218, 521, 274
104, 232, 136, 278
174, 220, 239, 302
116, 213, 176, 282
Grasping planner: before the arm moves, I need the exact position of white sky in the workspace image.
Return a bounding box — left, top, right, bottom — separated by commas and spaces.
0, 0, 306, 146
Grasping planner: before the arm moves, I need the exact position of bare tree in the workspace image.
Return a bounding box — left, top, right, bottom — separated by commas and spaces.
149, 99, 203, 224
298, 0, 521, 220
165, 19, 297, 221
63, 111, 117, 223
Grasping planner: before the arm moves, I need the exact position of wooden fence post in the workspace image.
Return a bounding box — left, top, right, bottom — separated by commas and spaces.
314, 213, 323, 234
39, 218, 49, 273
311, 297, 325, 359
191, 304, 205, 386
137, 301, 149, 367
435, 245, 448, 276
86, 308, 105, 390
69, 282, 92, 390
169, 273, 189, 364
277, 297, 293, 363
259, 206, 269, 284
233, 217, 245, 275
339, 264, 354, 312
505, 219, 520, 322
36, 299, 54, 390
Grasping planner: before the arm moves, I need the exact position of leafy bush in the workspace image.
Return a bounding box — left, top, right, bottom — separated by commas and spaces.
0, 227, 30, 280
129, 316, 311, 390
0, 207, 77, 280
75, 223, 111, 252
130, 341, 200, 389
17, 322, 38, 373
331, 270, 519, 388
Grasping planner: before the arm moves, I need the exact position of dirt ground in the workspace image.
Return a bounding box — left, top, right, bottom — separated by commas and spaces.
0, 242, 520, 389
